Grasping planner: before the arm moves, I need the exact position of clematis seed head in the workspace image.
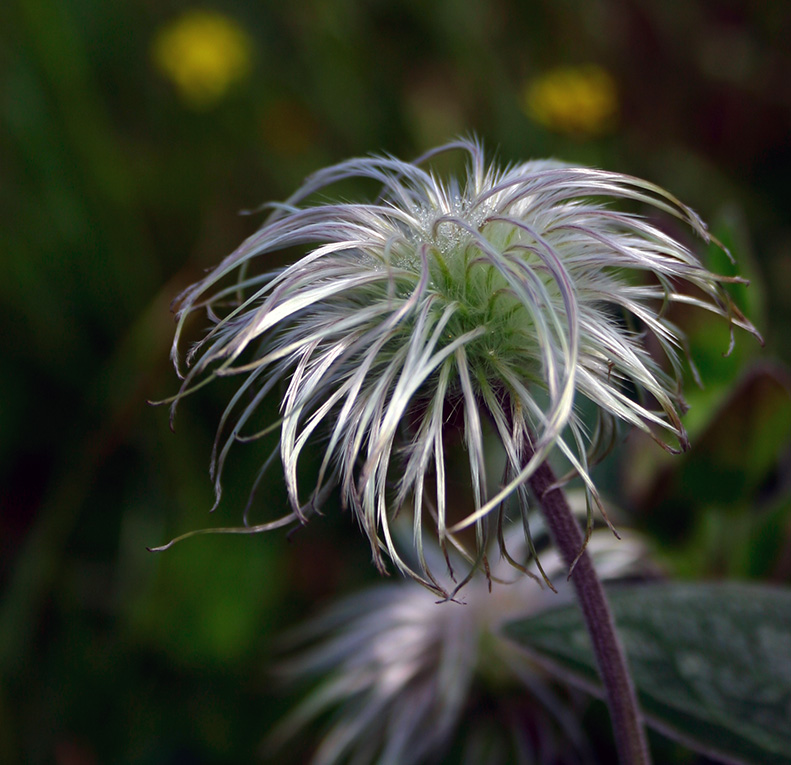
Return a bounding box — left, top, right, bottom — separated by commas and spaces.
157, 138, 760, 596
268, 511, 655, 765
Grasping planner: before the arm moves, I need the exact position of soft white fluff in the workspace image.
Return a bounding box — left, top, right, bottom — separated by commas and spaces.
158, 139, 758, 595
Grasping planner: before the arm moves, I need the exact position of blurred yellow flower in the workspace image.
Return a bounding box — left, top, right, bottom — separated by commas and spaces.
524, 65, 618, 138
152, 10, 252, 109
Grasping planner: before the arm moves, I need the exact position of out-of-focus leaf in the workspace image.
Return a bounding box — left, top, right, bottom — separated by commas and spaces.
681, 206, 766, 437
505, 582, 791, 765
624, 364, 791, 561
708, 207, 766, 333
678, 364, 791, 507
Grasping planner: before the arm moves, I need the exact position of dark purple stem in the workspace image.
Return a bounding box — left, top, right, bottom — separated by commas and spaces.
527, 453, 651, 765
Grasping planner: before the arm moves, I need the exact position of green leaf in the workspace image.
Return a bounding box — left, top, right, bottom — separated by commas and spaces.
680, 365, 791, 507
505, 582, 791, 765
622, 364, 791, 576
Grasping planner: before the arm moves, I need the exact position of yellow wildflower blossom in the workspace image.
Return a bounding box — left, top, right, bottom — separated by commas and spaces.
152, 10, 252, 109
524, 65, 618, 138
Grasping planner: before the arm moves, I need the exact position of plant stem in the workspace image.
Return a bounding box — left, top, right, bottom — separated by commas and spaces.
526, 451, 652, 765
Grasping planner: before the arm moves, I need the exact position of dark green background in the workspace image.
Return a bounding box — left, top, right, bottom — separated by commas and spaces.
2, 1, 790, 762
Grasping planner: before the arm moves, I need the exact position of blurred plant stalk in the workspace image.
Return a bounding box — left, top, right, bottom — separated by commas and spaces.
525, 445, 651, 764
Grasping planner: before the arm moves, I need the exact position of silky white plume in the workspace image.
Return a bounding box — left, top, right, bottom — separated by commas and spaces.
158, 139, 759, 596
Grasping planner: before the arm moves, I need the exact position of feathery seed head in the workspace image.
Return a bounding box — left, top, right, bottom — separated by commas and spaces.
160, 139, 759, 596
269, 516, 654, 765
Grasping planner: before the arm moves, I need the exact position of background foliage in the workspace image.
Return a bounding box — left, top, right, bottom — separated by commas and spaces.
2, 0, 790, 762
